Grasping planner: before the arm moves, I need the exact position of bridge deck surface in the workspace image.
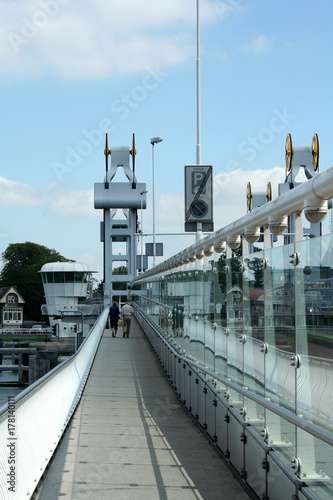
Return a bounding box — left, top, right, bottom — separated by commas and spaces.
36, 318, 248, 500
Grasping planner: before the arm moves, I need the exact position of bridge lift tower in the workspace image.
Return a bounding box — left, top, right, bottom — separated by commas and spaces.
94, 134, 147, 308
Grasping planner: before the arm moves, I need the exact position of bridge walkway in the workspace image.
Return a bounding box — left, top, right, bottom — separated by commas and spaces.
36, 318, 248, 500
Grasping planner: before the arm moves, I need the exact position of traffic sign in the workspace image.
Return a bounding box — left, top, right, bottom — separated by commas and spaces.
184, 165, 213, 231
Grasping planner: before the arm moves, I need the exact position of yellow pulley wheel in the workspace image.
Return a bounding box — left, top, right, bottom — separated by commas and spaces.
285, 133, 292, 171
246, 182, 252, 211
311, 133, 319, 171
266, 181, 272, 203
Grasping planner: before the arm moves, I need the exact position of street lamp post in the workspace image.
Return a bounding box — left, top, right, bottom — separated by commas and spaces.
140, 189, 148, 273
150, 137, 163, 267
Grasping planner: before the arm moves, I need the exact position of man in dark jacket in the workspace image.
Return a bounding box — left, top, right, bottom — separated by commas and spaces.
109, 301, 120, 337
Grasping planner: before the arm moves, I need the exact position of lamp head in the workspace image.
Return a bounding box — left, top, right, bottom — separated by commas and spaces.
151, 137, 163, 145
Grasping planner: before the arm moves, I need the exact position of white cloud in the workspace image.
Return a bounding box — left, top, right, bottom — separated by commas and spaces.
68, 251, 102, 273
0, 176, 98, 218
213, 0, 247, 22
240, 35, 273, 54
213, 166, 284, 226
158, 192, 185, 231
0, 0, 221, 81
0, 176, 42, 206
48, 188, 97, 218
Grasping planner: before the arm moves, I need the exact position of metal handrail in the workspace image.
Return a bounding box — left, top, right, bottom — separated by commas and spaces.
0, 307, 109, 500
133, 165, 333, 281
134, 304, 333, 447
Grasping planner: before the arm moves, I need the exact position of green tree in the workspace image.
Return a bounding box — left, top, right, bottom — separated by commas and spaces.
217, 246, 242, 294
91, 278, 104, 296
112, 265, 127, 291
0, 242, 70, 321
245, 256, 264, 288
217, 245, 263, 292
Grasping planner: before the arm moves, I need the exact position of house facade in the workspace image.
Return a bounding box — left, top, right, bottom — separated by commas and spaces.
0, 286, 25, 330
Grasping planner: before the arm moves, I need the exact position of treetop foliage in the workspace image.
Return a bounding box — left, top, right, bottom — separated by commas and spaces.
1, 242, 70, 269
0, 242, 71, 321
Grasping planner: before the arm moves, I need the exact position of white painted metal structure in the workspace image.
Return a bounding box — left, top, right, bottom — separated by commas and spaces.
0, 307, 109, 500
94, 139, 147, 307
40, 262, 93, 337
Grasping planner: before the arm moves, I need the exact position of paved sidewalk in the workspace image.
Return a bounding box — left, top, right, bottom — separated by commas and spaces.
36, 319, 249, 500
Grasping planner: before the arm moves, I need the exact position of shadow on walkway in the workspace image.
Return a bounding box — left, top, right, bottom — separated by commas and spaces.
36, 319, 249, 500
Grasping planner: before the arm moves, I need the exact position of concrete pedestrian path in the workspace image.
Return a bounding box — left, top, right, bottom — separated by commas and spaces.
36, 318, 248, 500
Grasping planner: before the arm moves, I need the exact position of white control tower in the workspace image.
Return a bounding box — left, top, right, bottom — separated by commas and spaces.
40, 262, 93, 337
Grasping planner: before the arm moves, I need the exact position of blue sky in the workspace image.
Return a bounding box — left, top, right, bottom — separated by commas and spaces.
1, 0, 333, 280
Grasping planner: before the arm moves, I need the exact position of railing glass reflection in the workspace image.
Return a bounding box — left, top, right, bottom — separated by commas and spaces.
131, 233, 333, 498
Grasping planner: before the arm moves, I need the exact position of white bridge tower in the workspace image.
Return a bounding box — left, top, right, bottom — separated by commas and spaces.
94, 134, 147, 307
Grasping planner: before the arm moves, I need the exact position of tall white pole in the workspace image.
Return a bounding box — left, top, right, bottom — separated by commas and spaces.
151, 137, 163, 267
196, 0, 203, 243
141, 194, 143, 273
152, 143, 156, 267
196, 0, 201, 166
140, 190, 148, 272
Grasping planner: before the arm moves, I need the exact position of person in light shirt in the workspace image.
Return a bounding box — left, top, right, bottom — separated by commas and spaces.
121, 301, 133, 338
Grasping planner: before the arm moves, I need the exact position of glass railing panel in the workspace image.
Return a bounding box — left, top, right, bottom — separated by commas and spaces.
183, 306, 191, 354
243, 249, 265, 397
204, 321, 215, 371
218, 250, 244, 404
187, 314, 197, 359
226, 251, 243, 338
227, 328, 244, 389
213, 258, 228, 376
146, 282, 156, 324
195, 316, 205, 366
296, 429, 332, 500
158, 301, 169, 333
243, 336, 265, 397
151, 278, 161, 305
264, 243, 296, 412
243, 250, 265, 343
203, 266, 215, 370
181, 271, 191, 354
186, 269, 202, 365
170, 296, 185, 338
214, 325, 228, 377
264, 408, 295, 463
215, 257, 227, 329
297, 354, 333, 431
295, 234, 333, 431
243, 394, 264, 432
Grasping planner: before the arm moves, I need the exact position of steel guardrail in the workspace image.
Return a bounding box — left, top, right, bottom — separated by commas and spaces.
0, 306, 109, 500
133, 304, 333, 447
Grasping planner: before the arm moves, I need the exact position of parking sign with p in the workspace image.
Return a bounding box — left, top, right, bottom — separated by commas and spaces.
184, 165, 214, 231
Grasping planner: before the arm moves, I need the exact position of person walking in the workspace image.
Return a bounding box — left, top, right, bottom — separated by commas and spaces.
121, 301, 133, 338
109, 301, 120, 337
